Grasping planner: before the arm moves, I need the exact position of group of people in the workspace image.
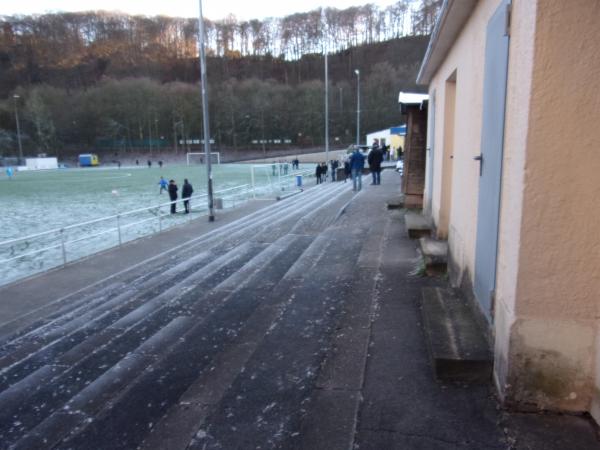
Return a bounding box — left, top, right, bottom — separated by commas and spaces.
315, 160, 341, 184
137, 159, 164, 168
159, 176, 194, 214
315, 162, 328, 184
346, 138, 385, 191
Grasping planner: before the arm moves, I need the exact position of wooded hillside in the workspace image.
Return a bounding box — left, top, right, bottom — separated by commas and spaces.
0, 1, 439, 158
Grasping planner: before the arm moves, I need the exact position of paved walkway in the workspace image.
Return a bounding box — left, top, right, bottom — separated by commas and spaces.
0, 171, 597, 449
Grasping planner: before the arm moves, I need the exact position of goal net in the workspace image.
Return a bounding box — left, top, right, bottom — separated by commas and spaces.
250, 163, 295, 196
186, 152, 221, 165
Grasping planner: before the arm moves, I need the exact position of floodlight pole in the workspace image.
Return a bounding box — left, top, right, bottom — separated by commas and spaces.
355, 69, 360, 146
13, 95, 23, 165
198, 0, 214, 221
324, 51, 329, 166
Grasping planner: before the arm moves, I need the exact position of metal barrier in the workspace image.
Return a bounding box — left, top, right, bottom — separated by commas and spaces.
0, 165, 319, 286
0, 183, 253, 286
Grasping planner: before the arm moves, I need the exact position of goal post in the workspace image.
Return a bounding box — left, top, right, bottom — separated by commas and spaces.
186, 152, 221, 165
250, 162, 294, 196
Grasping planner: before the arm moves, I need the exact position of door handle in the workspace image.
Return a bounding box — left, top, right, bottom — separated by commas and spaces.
474, 154, 483, 176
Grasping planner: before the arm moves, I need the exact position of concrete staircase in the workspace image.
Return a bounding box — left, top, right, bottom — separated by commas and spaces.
0, 179, 375, 449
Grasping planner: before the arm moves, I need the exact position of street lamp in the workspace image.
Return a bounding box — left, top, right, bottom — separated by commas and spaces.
197, 0, 215, 221
354, 69, 360, 147
13, 95, 23, 164
324, 51, 329, 165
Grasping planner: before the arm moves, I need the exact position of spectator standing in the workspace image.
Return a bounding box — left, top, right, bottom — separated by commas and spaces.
181, 179, 194, 214
320, 162, 328, 183
343, 159, 351, 183
315, 163, 322, 184
368, 139, 384, 185
168, 179, 178, 214
330, 160, 339, 181
349, 148, 365, 191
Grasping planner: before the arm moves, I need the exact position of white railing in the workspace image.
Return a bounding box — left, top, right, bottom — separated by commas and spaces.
0, 167, 318, 286
0, 183, 255, 286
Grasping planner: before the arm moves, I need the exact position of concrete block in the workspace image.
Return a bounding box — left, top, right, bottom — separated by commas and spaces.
386, 196, 405, 210
419, 237, 448, 275
420, 287, 492, 383
404, 211, 431, 239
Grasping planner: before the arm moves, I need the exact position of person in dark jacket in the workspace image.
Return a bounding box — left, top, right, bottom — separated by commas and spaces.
368, 139, 384, 185
168, 179, 178, 214
181, 179, 194, 214
349, 148, 365, 191
320, 162, 328, 182
315, 163, 322, 184
343, 159, 351, 183
330, 160, 339, 181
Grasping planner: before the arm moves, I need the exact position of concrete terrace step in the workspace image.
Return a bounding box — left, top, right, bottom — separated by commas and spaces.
0, 181, 351, 366
404, 210, 431, 239
185, 232, 365, 449
0, 242, 266, 393
11, 235, 317, 449
419, 237, 448, 275
47, 235, 316, 450
419, 287, 492, 383
0, 178, 361, 448
0, 241, 271, 444
0, 179, 346, 341
138, 232, 339, 449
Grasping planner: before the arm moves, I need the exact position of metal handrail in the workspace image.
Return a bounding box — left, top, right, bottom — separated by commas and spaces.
0, 184, 251, 248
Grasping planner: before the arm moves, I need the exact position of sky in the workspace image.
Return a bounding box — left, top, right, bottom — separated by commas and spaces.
1, 0, 401, 21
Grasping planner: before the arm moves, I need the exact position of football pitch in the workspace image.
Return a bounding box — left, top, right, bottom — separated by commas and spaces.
0, 162, 309, 285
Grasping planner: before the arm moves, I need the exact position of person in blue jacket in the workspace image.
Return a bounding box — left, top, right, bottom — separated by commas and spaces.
349, 147, 365, 191
158, 176, 168, 194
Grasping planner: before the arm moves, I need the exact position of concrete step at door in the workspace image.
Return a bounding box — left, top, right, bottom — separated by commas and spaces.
49, 234, 315, 450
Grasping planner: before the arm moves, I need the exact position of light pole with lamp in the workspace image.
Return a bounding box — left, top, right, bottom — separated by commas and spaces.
13, 95, 23, 164
197, 0, 215, 221
354, 69, 360, 147
324, 51, 329, 166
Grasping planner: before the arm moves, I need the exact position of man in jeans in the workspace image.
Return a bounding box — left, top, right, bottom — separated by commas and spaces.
368, 139, 384, 185
349, 147, 365, 192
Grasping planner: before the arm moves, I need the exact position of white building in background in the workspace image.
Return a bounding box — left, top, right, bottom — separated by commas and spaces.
366, 125, 406, 156
24, 157, 58, 170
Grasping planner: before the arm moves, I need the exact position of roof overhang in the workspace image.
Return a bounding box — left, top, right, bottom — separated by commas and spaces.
416, 0, 478, 85
398, 92, 429, 105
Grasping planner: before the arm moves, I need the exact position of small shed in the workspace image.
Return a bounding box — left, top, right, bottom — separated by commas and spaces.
398, 92, 428, 208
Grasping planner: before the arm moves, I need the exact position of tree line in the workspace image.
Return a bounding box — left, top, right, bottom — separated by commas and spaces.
0, 1, 440, 158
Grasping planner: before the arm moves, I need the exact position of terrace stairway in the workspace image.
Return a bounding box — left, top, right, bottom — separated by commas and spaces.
0, 179, 370, 449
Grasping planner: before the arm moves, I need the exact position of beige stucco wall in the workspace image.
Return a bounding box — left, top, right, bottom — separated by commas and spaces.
426, 0, 499, 292
493, 0, 537, 406
426, 0, 600, 416
501, 0, 600, 415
